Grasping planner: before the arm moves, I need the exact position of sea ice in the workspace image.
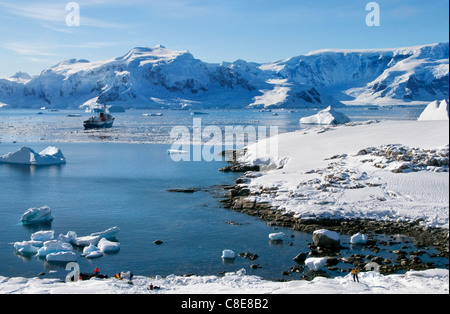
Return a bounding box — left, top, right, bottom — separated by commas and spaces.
221, 249, 236, 259
46, 251, 77, 262
13, 241, 40, 255
20, 206, 54, 224
30, 230, 54, 242
268, 232, 285, 241
300, 106, 350, 125
97, 238, 120, 253
36, 240, 73, 257
0, 146, 66, 165
82, 244, 103, 259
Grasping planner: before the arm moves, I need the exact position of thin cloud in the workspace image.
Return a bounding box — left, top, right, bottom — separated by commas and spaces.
0, 1, 128, 29
3, 42, 56, 56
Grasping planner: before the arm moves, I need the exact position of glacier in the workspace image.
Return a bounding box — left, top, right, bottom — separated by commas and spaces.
0, 43, 448, 109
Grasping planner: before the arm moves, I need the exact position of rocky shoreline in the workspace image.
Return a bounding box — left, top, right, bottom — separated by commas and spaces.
216, 162, 449, 278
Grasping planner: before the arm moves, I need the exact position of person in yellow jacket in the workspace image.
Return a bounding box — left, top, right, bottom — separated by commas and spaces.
351, 267, 360, 282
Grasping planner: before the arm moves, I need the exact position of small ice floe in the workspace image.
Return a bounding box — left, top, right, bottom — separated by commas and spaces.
13, 241, 41, 255
268, 232, 285, 241
36, 240, 73, 258
82, 244, 103, 259
300, 106, 350, 125
97, 238, 120, 253
167, 149, 188, 154
31, 230, 54, 242
350, 232, 368, 244
0, 146, 66, 165
305, 257, 328, 271
46, 251, 77, 262
20, 206, 54, 225
221, 249, 236, 259
59, 226, 120, 246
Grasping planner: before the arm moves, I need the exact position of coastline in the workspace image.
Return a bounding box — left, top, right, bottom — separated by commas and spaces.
217, 120, 449, 275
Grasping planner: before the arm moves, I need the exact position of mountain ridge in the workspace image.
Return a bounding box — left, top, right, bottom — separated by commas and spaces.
0, 43, 448, 109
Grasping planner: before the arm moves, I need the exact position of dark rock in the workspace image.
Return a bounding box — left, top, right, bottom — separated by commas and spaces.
293, 252, 308, 264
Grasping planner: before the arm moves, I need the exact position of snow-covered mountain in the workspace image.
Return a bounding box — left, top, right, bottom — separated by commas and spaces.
0, 43, 448, 109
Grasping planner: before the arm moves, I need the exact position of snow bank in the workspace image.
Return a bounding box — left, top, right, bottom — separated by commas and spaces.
300, 106, 350, 125
1, 269, 447, 294
238, 120, 449, 228
0, 146, 66, 165
418, 99, 449, 121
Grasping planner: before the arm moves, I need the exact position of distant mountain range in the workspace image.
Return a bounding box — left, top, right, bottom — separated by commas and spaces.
0, 43, 448, 109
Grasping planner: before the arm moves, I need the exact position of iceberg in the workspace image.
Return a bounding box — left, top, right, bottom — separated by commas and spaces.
300, 106, 350, 125
31, 230, 54, 242
36, 240, 73, 257
97, 238, 120, 253
71, 235, 102, 247
417, 99, 449, 121
268, 232, 285, 241
64, 227, 120, 246
0, 146, 66, 165
13, 241, 41, 255
90, 226, 120, 239
20, 206, 54, 224
221, 249, 236, 259
82, 244, 103, 259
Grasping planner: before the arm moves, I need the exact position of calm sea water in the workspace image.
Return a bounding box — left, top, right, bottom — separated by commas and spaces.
2, 106, 442, 281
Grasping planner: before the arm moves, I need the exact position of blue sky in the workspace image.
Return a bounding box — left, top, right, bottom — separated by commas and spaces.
0, 0, 448, 77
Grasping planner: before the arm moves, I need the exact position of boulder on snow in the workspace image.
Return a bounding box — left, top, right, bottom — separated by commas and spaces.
0, 146, 66, 165
312, 229, 340, 249
417, 100, 449, 121
300, 106, 350, 125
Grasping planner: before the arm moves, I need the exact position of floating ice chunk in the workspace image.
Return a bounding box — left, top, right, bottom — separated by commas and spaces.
36, 240, 73, 257
350, 232, 368, 244
97, 238, 120, 253
82, 244, 103, 258
58, 231, 77, 243
167, 149, 188, 154
72, 235, 101, 247
46, 251, 77, 262
20, 206, 54, 224
13, 241, 40, 255
31, 230, 54, 242
268, 232, 285, 241
90, 226, 120, 239
305, 257, 328, 271
0, 146, 66, 165
300, 106, 350, 125
82, 243, 100, 256
83, 244, 103, 259
221, 249, 236, 259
